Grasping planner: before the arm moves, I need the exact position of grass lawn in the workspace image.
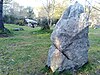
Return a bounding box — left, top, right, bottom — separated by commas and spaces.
0, 24, 100, 75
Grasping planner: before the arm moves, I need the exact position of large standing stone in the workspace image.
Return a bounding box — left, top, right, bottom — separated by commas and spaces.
46, 2, 89, 72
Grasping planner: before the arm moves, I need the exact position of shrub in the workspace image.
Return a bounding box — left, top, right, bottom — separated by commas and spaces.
16, 19, 25, 26
3, 15, 17, 24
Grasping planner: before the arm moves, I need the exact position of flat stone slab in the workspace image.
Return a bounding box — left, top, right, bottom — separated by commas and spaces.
13, 28, 24, 31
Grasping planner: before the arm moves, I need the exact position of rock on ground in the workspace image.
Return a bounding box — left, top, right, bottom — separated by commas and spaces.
13, 28, 24, 31
46, 2, 89, 72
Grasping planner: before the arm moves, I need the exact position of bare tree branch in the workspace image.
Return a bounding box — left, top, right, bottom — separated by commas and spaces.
86, 0, 100, 12
92, 6, 100, 11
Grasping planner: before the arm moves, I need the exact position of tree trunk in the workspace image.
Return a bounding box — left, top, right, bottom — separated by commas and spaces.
42, 24, 50, 30
0, 0, 4, 30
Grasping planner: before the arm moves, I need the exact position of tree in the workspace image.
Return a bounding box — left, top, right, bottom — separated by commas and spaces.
3, 1, 35, 24
39, 0, 70, 30
0, 0, 12, 26
4, 0, 12, 4
37, 0, 53, 30
85, 0, 100, 27
42, 0, 56, 28
25, 7, 35, 19
53, 0, 70, 19
0, 0, 4, 30
38, 0, 56, 30
3, 0, 12, 15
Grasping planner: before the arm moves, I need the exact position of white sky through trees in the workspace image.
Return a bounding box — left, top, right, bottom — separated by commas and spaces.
14, 0, 100, 17
14, 0, 44, 7
14, 0, 100, 7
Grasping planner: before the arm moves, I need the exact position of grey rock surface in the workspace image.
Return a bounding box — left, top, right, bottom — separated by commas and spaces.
13, 28, 24, 31
46, 2, 89, 72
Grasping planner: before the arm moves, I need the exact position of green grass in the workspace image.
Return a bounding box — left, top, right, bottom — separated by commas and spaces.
0, 24, 100, 75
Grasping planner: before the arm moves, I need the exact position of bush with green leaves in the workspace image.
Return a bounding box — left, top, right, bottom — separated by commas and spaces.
16, 19, 25, 26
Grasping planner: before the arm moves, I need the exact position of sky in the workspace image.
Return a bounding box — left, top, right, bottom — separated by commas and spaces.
14, 0, 100, 8
14, 0, 45, 8
14, 0, 100, 17
14, 0, 64, 17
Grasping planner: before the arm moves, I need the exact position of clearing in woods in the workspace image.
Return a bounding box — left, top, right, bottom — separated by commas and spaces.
0, 24, 100, 75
